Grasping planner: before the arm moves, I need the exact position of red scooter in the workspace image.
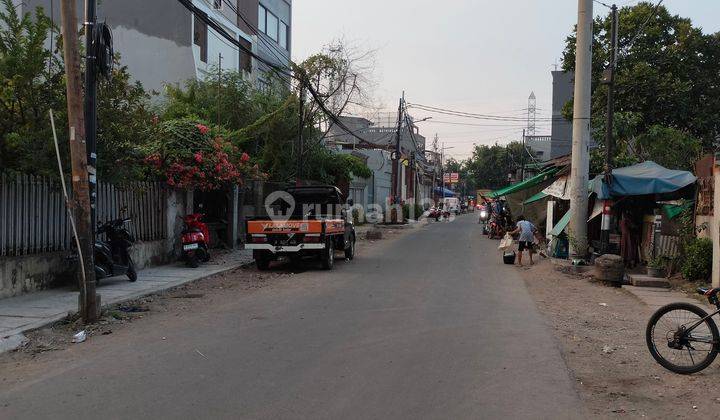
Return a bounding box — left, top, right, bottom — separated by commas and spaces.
181, 214, 211, 268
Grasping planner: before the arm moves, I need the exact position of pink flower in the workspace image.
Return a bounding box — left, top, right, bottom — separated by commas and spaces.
241, 152, 250, 163
194, 152, 203, 163
196, 124, 210, 135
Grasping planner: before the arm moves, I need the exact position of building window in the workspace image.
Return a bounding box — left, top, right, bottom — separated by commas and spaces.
279, 21, 288, 50
258, 3, 286, 46
239, 38, 252, 73
258, 4, 267, 33
266, 11, 278, 42
213, 0, 222, 9
193, 14, 208, 63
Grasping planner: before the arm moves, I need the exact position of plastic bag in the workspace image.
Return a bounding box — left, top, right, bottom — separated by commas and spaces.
498, 233, 514, 251
72, 330, 87, 344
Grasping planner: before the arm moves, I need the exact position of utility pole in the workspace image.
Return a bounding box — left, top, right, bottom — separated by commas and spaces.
569, 0, 594, 258
440, 143, 445, 195
600, 4, 618, 253
217, 53, 223, 127
433, 134, 439, 202
84, 0, 98, 231
392, 92, 405, 204
296, 84, 305, 185
61, 0, 98, 323
521, 129, 526, 181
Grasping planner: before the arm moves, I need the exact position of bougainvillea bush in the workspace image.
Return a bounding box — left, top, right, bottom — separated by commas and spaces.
142, 118, 259, 191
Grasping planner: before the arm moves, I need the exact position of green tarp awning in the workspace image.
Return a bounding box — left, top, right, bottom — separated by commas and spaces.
549, 210, 571, 237
488, 168, 560, 199
663, 200, 694, 220
523, 191, 549, 205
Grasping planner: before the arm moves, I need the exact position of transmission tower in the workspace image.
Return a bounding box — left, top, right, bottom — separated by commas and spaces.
527, 91, 537, 136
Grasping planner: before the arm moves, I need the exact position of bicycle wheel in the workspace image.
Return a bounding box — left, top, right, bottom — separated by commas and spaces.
646, 302, 720, 374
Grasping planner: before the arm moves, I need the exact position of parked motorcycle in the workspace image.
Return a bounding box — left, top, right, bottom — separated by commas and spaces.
428, 207, 442, 221
478, 207, 489, 234
478, 208, 489, 223
69, 217, 137, 283
488, 216, 506, 239
180, 213, 211, 268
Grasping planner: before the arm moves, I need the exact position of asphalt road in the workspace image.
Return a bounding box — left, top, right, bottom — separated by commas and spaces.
0, 214, 584, 419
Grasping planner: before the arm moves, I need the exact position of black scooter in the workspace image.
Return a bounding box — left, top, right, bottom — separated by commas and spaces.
69, 218, 137, 283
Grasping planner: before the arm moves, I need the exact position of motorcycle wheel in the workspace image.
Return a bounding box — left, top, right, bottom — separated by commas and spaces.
127, 258, 137, 282
186, 251, 200, 268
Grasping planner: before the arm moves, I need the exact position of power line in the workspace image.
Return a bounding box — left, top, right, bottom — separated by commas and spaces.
594, 0, 613, 9
219, 0, 292, 69
407, 102, 562, 121
213, 0, 382, 149
175, 0, 375, 148
419, 120, 553, 128
407, 103, 567, 122
618, 0, 665, 59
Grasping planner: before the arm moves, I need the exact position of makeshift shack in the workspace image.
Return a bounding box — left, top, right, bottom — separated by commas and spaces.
548, 161, 697, 265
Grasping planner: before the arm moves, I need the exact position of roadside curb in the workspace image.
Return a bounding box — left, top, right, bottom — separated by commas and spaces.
0, 256, 253, 355
623, 285, 712, 310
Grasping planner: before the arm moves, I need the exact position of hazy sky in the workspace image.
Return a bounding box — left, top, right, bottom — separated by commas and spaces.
293, 0, 720, 160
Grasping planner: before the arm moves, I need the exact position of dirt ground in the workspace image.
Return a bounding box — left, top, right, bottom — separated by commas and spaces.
522, 260, 720, 419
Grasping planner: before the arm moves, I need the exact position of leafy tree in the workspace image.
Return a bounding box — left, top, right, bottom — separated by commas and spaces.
588, 112, 701, 175
443, 158, 461, 174
161, 69, 371, 187
0, 1, 155, 182
635, 125, 701, 171
0, 0, 65, 176
96, 62, 155, 182
299, 38, 378, 133
463, 141, 526, 190
562, 2, 720, 152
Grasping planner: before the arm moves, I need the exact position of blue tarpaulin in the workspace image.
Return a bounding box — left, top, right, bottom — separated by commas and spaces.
591, 161, 697, 200
435, 187, 457, 197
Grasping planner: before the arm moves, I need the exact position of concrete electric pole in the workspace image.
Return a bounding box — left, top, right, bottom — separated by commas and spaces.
393, 92, 405, 204
600, 4, 619, 253
60, 0, 98, 323
569, 0, 594, 258
297, 84, 306, 185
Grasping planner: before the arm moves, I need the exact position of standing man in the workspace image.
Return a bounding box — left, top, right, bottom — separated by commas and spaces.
510, 215, 537, 266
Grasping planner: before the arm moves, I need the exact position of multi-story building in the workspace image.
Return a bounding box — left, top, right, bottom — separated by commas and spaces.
326, 115, 434, 209
525, 135, 552, 162
550, 70, 574, 158
15, 0, 291, 93
254, 0, 292, 88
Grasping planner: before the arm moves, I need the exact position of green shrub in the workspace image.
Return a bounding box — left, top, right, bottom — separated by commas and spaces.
352, 208, 365, 226
402, 204, 424, 221
681, 238, 713, 281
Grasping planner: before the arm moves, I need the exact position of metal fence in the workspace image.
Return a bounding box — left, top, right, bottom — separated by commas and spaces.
0, 173, 167, 257
96, 181, 168, 243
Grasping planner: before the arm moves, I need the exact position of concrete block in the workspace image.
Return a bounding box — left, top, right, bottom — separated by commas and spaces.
366, 229, 383, 240
628, 274, 670, 288
0, 334, 28, 353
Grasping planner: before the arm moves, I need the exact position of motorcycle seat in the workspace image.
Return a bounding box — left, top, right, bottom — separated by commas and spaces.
182, 228, 202, 234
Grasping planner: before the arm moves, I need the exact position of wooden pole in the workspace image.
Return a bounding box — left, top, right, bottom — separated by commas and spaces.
60, 0, 98, 323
